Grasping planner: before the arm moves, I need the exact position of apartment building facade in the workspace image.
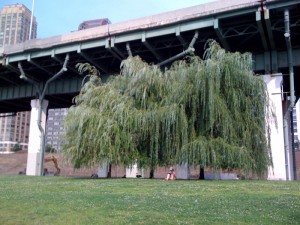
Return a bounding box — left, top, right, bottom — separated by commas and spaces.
0, 4, 37, 152
0, 3, 37, 46
45, 108, 68, 151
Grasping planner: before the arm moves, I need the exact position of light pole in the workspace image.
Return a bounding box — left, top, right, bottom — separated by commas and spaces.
29, 0, 35, 40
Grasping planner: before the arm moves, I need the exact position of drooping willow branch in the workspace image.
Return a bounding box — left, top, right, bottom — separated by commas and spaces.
63, 41, 273, 177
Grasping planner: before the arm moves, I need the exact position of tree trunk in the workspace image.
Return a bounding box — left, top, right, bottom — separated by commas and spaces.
199, 167, 204, 180
149, 168, 154, 178
107, 163, 112, 178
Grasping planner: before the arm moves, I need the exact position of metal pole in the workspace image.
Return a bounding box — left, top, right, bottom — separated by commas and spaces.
158, 30, 198, 67
158, 48, 194, 67
290, 110, 297, 180
283, 113, 291, 180
282, 9, 296, 180
18, 54, 69, 176
284, 9, 295, 108
29, 0, 35, 40
37, 54, 69, 176
126, 42, 132, 57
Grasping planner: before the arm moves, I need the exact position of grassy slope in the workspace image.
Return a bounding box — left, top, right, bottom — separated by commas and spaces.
0, 176, 299, 225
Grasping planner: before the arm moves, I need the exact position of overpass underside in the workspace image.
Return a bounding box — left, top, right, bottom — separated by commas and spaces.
0, 0, 299, 112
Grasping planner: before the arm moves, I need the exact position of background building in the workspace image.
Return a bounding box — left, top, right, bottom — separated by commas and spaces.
45, 108, 68, 151
0, 3, 37, 46
294, 103, 300, 151
0, 113, 31, 151
0, 4, 37, 152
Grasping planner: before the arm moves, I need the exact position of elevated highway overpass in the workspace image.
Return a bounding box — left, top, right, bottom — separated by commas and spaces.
0, 0, 299, 112
0, 0, 300, 179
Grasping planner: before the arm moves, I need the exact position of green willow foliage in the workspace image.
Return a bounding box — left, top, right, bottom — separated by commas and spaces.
63, 40, 273, 177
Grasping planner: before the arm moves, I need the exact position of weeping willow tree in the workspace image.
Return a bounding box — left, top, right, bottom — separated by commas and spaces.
63, 40, 274, 177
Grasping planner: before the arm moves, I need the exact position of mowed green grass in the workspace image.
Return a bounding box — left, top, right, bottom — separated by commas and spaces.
0, 176, 299, 225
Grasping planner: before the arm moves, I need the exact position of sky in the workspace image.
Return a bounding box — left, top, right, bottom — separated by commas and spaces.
0, 0, 217, 39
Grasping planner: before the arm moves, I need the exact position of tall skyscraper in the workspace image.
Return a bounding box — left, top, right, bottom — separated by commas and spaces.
0, 3, 37, 47
0, 4, 37, 152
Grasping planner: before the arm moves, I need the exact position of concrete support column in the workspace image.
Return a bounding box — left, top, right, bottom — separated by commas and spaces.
26, 99, 48, 176
176, 163, 190, 179
264, 75, 286, 180
97, 162, 109, 178
126, 163, 144, 178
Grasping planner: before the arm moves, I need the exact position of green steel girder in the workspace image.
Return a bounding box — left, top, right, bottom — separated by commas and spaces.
272, 17, 300, 34
142, 32, 163, 61
214, 19, 231, 51
27, 57, 53, 76
223, 23, 258, 38
264, 9, 276, 50
109, 37, 126, 59
51, 51, 79, 75
0, 77, 82, 101
256, 10, 269, 51
77, 45, 109, 73
0, 0, 300, 112
175, 26, 188, 48
105, 38, 123, 61
0, 0, 298, 66
253, 49, 300, 71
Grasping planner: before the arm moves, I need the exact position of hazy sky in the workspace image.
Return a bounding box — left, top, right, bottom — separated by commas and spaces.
0, 0, 216, 38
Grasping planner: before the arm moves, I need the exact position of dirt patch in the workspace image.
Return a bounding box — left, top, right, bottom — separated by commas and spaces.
0, 151, 97, 177
0, 151, 28, 175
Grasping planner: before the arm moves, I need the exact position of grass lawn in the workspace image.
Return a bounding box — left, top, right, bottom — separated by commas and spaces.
0, 176, 299, 225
